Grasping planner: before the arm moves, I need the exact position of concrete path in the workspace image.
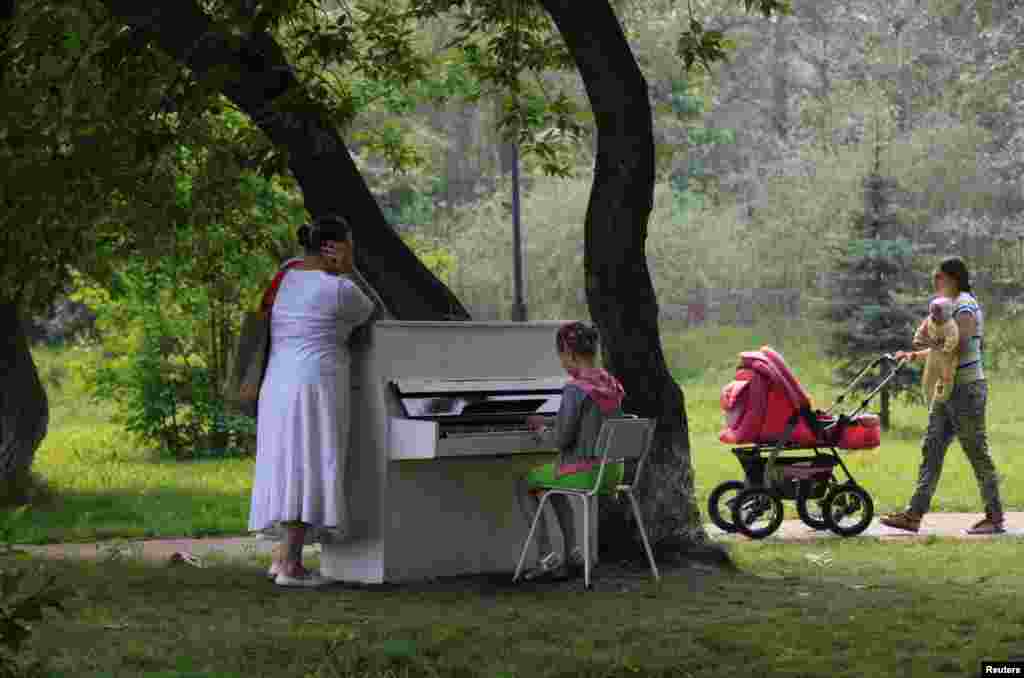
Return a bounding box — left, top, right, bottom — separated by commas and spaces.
706, 511, 1024, 541
8, 534, 299, 566
6, 513, 1022, 567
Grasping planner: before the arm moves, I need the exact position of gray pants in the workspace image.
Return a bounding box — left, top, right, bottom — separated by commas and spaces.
908, 380, 1003, 516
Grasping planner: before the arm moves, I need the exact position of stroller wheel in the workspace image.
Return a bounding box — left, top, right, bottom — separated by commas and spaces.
796, 486, 831, 531
823, 484, 874, 537
708, 481, 746, 533
730, 488, 784, 540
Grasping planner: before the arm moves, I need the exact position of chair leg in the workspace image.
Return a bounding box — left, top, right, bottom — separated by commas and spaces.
626, 490, 660, 582
581, 495, 591, 590
513, 492, 550, 582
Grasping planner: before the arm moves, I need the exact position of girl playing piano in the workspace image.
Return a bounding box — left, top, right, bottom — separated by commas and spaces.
520, 321, 626, 581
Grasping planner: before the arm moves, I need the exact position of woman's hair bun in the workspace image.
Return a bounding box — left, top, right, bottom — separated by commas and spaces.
314, 214, 351, 242
298, 215, 349, 253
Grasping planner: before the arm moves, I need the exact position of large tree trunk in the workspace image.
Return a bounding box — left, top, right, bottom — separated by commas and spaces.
0, 2, 47, 503
539, 0, 720, 562
99, 0, 469, 322
0, 302, 48, 504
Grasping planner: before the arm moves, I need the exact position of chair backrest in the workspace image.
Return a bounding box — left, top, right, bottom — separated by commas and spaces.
589, 416, 657, 494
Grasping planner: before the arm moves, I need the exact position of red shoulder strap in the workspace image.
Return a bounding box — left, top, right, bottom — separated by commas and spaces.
260, 259, 303, 312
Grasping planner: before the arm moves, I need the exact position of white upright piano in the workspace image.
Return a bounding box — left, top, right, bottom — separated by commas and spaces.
320, 320, 597, 583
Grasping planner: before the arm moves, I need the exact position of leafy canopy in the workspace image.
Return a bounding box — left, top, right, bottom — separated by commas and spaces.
0, 0, 789, 317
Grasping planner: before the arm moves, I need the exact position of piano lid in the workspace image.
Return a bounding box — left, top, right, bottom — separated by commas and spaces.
392, 377, 566, 396
391, 377, 565, 421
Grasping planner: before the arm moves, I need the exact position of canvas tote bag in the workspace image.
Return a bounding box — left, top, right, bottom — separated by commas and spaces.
227, 259, 304, 417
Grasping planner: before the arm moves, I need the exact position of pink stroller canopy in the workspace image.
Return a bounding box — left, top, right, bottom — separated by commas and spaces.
757, 346, 813, 410
720, 346, 816, 446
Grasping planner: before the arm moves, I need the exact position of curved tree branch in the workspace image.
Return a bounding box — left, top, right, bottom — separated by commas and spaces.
99, 0, 470, 320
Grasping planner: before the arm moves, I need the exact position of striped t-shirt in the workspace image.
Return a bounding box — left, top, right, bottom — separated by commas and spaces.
952, 292, 984, 384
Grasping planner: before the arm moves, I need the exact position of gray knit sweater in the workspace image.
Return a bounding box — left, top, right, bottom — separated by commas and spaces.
541, 384, 623, 465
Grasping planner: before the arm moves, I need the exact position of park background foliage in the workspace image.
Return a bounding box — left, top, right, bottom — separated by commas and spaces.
9, 0, 1024, 457
3, 2, 1024, 676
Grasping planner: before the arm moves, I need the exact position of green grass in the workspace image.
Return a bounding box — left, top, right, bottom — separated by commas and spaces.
5, 537, 1023, 677
8, 331, 1024, 678
10, 322, 1023, 546
11, 345, 255, 544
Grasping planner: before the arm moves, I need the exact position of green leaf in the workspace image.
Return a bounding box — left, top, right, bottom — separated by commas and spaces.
62, 31, 82, 54
380, 638, 418, 659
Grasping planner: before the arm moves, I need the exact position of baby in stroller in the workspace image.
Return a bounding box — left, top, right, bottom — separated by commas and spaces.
916, 296, 959, 408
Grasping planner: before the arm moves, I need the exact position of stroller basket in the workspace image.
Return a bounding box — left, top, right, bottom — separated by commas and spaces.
734, 450, 836, 500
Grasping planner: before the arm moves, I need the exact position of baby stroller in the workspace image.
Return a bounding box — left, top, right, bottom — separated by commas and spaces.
709, 346, 908, 539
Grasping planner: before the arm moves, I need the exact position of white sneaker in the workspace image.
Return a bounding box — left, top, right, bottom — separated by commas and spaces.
523, 552, 564, 581
274, 570, 330, 588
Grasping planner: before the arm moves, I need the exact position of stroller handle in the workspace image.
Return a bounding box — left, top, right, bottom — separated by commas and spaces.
824, 353, 910, 416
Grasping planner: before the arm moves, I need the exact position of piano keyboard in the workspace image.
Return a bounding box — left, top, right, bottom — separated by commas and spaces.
440, 422, 537, 437
388, 375, 560, 458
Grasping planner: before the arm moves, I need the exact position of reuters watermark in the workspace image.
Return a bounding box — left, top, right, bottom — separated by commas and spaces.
983, 661, 1024, 675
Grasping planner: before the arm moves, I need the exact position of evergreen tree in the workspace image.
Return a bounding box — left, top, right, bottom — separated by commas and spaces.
825, 144, 920, 430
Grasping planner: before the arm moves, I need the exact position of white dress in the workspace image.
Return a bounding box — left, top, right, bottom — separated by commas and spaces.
248, 269, 375, 544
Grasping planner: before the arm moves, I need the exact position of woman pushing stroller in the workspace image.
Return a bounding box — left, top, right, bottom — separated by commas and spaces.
881, 256, 1005, 535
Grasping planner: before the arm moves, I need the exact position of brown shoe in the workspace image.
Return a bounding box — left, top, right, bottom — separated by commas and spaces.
880, 511, 922, 532
966, 514, 1005, 535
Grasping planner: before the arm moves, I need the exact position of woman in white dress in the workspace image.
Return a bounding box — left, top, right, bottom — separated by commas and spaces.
249, 215, 375, 587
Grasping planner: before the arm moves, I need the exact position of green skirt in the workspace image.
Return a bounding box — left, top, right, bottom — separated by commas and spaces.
525, 460, 624, 494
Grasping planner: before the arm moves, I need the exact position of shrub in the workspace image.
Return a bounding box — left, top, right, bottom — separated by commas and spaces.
73, 254, 267, 460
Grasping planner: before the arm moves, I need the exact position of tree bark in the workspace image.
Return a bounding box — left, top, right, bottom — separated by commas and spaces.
0, 0, 14, 84
0, 302, 48, 504
99, 0, 469, 321
539, 0, 719, 562
0, 2, 47, 503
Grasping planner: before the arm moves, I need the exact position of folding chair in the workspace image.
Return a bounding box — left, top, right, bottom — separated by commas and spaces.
513, 415, 660, 589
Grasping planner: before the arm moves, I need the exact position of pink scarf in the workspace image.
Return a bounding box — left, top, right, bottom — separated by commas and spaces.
550, 367, 625, 478
566, 366, 625, 415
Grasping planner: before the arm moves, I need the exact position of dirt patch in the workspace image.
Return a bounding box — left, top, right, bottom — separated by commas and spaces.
318, 557, 729, 596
